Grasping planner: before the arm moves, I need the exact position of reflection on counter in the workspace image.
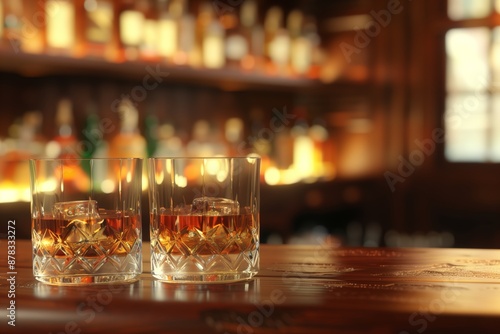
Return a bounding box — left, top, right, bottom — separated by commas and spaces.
151, 279, 258, 303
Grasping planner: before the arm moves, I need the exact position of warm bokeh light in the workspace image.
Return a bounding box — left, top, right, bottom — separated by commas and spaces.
100, 179, 115, 194
279, 169, 302, 185
292, 134, 315, 178
155, 169, 165, 185
40, 178, 58, 192
185, 162, 199, 182
204, 158, 225, 176
140, 174, 148, 191
0, 187, 21, 203
174, 174, 188, 188
216, 170, 228, 182
264, 166, 280, 185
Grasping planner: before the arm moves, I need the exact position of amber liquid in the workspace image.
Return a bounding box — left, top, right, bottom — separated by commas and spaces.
152, 211, 258, 255
33, 212, 140, 257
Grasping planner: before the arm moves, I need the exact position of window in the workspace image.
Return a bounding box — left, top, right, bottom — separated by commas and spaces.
444, 0, 500, 162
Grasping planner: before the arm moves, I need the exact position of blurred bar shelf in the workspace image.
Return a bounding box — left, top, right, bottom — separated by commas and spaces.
0, 49, 366, 93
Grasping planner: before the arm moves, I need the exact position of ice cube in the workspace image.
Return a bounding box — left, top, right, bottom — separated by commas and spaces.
53, 200, 103, 239
53, 200, 100, 219
191, 197, 240, 216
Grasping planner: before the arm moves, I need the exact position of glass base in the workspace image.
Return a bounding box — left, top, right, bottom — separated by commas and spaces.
152, 272, 257, 284
35, 274, 140, 286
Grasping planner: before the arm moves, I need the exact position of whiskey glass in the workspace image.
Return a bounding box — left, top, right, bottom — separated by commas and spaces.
30, 158, 143, 285
148, 157, 260, 283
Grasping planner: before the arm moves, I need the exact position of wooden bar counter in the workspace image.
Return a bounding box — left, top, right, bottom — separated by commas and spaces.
2, 240, 500, 333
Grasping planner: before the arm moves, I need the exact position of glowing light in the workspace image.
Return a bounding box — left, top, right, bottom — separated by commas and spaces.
45, 141, 61, 158
101, 179, 115, 193
20, 187, 30, 202
293, 135, 314, 178
46, 0, 75, 49
216, 170, 228, 182
166, 161, 172, 174
185, 162, 199, 181
205, 159, 223, 176
142, 174, 148, 191
155, 170, 165, 185
309, 125, 329, 141
246, 153, 260, 164
225, 118, 244, 143
280, 169, 301, 185
0, 188, 20, 203
158, 20, 177, 57
40, 178, 57, 192
264, 167, 280, 185
175, 175, 187, 188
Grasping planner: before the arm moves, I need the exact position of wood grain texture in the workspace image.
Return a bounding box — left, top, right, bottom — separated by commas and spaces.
1, 240, 500, 333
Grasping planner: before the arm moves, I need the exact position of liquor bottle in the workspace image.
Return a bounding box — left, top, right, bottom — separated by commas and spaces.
53, 98, 93, 191
269, 29, 291, 75
0, 111, 46, 202
200, 2, 225, 69
79, 104, 107, 180
140, 0, 159, 61
78, 102, 111, 183
20, 1, 45, 54
46, 98, 79, 159
83, 0, 115, 59
224, 117, 244, 155
290, 35, 312, 76
2, 0, 23, 52
80, 102, 104, 160
195, 1, 213, 55
154, 123, 185, 157
287, 10, 303, 41
203, 22, 225, 69
224, 11, 248, 69
186, 120, 227, 156
108, 98, 147, 158
173, 0, 195, 66
45, 0, 76, 55
23, 111, 46, 157
156, 0, 179, 62
309, 121, 329, 178
303, 17, 322, 79
248, 108, 272, 179
309, 118, 336, 179
288, 9, 312, 76
239, 0, 264, 71
264, 6, 290, 74
291, 119, 315, 180
10, 111, 46, 157
144, 108, 159, 157
273, 122, 293, 171
264, 6, 282, 51
119, 0, 145, 61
